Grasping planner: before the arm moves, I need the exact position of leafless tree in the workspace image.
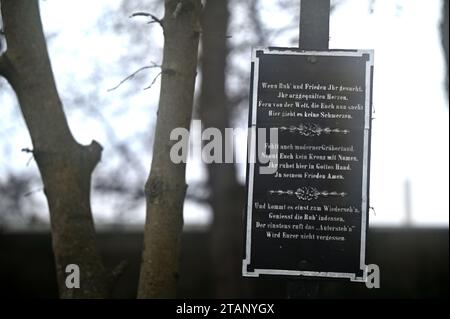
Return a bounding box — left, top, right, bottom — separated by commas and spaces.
138, 0, 202, 298
0, 0, 113, 298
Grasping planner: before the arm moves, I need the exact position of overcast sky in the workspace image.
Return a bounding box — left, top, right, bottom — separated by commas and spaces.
0, 0, 448, 228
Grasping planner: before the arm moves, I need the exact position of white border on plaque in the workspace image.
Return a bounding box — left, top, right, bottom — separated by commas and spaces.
243, 48, 374, 282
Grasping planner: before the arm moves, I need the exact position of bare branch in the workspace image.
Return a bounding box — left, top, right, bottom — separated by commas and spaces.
130, 11, 163, 28
143, 71, 162, 90
108, 63, 161, 92
21, 147, 34, 154
23, 187, 44, 197
20, 147, 35, 166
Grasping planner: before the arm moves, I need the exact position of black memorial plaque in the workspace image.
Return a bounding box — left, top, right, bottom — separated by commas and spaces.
243, 48, 374, 281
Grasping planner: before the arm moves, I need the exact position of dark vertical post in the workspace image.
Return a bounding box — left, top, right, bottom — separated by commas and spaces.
404, 179, 412, 227
299, 0, 330, 50
287, 0, 331, 299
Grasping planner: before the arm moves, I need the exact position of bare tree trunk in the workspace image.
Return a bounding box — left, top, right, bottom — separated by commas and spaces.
199, 0, 246, 298
138, 0, 202, 298
0, 0, 112, 298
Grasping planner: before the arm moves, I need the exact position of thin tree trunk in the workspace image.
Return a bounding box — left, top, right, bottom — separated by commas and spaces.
138, 0, 202, 298
199, 0, 246, 298
0, 0, 111, 298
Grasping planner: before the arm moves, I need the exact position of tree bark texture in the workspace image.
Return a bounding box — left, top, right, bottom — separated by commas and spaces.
0, 0, 111, 298
138, 0, 202, 298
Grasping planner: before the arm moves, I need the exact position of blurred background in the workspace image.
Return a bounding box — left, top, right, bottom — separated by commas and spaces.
0, 0, 448, 298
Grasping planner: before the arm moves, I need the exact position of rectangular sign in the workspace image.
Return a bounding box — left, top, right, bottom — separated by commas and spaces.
243, 48, 374, 281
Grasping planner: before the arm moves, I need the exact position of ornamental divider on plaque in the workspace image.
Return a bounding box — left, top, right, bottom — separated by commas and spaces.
279, 123, 349, 137
269, 186, 347, 201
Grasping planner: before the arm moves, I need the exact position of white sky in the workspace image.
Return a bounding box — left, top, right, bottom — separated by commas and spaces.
235, 0, 449, 227
330, 0, 449, 226
0, 0, 448, 228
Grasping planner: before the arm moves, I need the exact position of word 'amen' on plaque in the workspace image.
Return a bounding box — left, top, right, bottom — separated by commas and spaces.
243, 48, 374, 282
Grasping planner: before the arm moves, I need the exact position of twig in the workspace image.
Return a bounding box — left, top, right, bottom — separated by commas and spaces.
108, 64, 161, 92
143, 71, 162, 90
21, 148, 34, 154
130, 12, 163, 28
26, 156, 34, 166
21, 146, 35, 167
24, 187, 44, 197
